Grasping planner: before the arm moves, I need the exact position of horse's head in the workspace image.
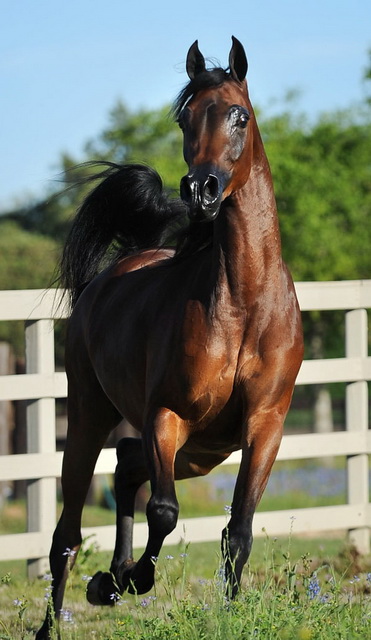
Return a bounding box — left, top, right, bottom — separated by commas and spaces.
177, 37, 254, 221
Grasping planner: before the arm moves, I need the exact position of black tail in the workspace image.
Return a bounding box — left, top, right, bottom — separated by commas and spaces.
60, 163, 187, 308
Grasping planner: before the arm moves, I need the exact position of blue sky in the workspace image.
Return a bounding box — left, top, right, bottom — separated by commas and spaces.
1, 0, 370, 211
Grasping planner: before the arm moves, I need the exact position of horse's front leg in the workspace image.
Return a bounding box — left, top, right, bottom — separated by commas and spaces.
222, 409, 284, 598
119, 408, 184, 595
87, 437, 149, 604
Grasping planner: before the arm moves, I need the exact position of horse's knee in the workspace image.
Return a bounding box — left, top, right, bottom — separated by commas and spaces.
146, 496, 179, 538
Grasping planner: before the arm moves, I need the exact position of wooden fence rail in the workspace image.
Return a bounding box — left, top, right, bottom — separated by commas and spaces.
0, 281, 370, 578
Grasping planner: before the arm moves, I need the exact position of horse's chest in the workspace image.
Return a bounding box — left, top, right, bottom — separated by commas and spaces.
161, 300, 240, 419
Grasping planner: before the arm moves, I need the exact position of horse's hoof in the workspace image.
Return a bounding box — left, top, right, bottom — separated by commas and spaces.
86, 571, 119, 606
117, 559, 137, 594
119, 559, 154, 595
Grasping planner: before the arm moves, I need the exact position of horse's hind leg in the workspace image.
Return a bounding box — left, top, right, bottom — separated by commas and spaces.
111, 438, 149, 576
36, 379, 119, 640
87, 436, 149, 605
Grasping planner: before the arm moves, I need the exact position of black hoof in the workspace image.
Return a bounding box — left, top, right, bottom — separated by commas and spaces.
86, 571, 119, 606
119, 559, 155, 595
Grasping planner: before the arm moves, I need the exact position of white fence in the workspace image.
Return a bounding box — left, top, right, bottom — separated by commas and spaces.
0, 281, 370, 578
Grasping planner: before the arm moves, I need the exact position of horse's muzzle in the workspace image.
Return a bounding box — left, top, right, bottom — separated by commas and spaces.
180, 168, 226, 221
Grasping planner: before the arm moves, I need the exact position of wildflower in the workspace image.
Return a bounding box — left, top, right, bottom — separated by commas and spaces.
216, 567, 226, 587
224, 505, 232, 514
150, 556, 158, 563
13, 598, 23, 607
201, 603, 210, 610
42, 573, 52, 581
140, 598, 150, 607
60, 608, 73, 623
307, 573, 321, 600
165, 554, 174, 560
44, 586, 52, 601
116, 598, 127, 606
180, 552, 188, 558
82, 574, 92, 582
367, 573, 371, 583
349, 575, 360, 584
110, 593, 121, 602
320, 593, 330, 604
62, 548, 76, 558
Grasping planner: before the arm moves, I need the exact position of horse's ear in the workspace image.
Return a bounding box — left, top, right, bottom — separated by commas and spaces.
186, 40, 206, 79
229, 36, 248, 82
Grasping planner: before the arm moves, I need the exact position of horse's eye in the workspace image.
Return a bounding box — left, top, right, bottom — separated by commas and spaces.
237, 113, 249, 129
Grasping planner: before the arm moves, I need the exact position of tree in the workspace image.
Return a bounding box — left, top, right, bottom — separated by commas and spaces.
86, 101, 186, 192
0, 221, 59, 355
261, 108, 371, 282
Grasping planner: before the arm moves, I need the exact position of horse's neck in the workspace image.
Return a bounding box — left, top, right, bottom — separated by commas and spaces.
212, 148, 283, 305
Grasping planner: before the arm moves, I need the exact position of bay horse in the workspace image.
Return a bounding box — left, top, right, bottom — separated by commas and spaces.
36, 37, 303, 639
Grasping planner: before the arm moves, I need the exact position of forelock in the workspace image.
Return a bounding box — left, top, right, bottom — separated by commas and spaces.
172, 68, 231, 120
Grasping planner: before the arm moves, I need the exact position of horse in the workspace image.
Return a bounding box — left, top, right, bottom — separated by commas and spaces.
36, 36, 303, 639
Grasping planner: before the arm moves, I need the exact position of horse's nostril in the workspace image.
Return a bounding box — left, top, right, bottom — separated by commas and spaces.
202, 175, 219, 203
180, 176, 193, 203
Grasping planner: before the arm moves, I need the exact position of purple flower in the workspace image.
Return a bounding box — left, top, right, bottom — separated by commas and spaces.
110, 593, 120, 602
62, 548, 76, 558
82, 574, 92, 582
42, 573, 52, 581
140, 598, 150, 607
320, 594, 330, 604
44, 586, 52, 601
307, 574, 321, 600
60, 608, 73, 623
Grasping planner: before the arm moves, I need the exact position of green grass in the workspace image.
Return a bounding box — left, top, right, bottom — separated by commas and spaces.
1, 459, 370, 638
0, 535, 370, 639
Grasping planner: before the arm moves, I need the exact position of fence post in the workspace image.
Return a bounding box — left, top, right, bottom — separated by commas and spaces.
345, 308, 370, 554
26, 319, 57, 578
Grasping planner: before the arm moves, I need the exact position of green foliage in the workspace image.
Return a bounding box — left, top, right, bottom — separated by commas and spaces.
86, 101, 187, 191
0, 221, 59, 354
0, 221, 58, 290
261, 107, 371, 282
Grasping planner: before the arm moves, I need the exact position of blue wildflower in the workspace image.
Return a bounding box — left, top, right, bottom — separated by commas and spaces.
307, 573, 321, 600
60, 608, 73, 623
